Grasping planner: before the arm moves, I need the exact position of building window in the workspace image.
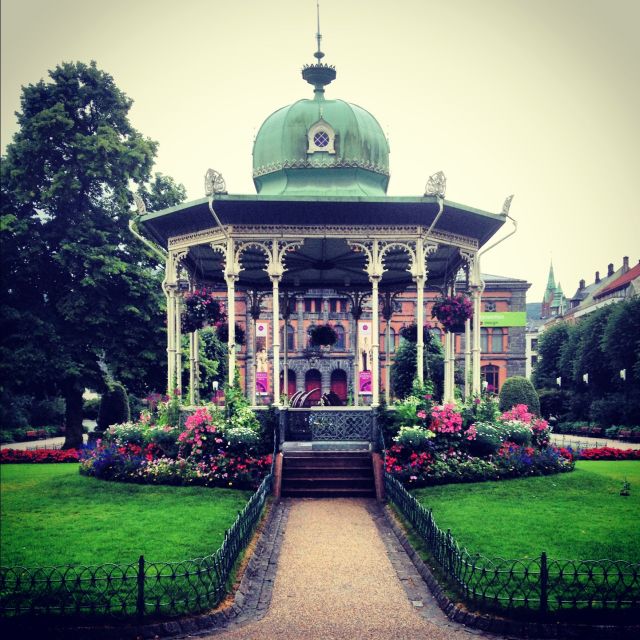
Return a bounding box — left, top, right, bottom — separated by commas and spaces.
491, 329, 503, 353
304, 298, 322, 313
287, 325, 295, 351
531, 339, 538, 351
531, 355, 538, 366
481, 328, 489, 352
481, 365, 500, 393
307, 324, 315, 347
329, 298, 344, 313
334, 325, 345, 350
381, 328, 396, 352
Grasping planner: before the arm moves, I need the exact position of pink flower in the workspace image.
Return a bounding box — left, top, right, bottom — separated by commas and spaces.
417, 410, 427, 419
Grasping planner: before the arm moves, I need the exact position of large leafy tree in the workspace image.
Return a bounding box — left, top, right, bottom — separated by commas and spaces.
532, 322, 569, 389
0, 61, 185, 448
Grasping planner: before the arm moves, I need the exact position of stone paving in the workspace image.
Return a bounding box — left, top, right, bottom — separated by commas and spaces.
199, 498, 517, 640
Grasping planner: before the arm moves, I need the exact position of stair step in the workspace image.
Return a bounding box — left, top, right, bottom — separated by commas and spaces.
283, 476, 374, 488
283, 469, 373, 479
281, 487, 376, 497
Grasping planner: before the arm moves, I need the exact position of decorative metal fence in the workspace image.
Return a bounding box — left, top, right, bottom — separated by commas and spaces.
0, 473, 273, 621
286, 408, 373, 441
384, 473, 640, 618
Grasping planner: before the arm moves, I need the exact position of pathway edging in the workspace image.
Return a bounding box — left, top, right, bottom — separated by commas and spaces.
383, 504, 640, 640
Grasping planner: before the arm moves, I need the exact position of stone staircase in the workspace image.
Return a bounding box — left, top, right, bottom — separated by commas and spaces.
281, 450, 376, 498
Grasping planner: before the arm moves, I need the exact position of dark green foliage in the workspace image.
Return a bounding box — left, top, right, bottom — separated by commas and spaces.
391, 333, 444, 399
29, 397, 65, 427
537, 388, 570, 420
533, 323, 569, 388
96, 383, 130, 431
1, 61, 186, 448
216, 322, 246, 346
398, 323, 430, 343
0, 392, 31, 430
589, 395, 625, 427
82, 397, 100, 420
499, 376, 540, 415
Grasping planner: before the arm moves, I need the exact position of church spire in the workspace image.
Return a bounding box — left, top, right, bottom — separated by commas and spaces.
545, 262, 556, 292
302, 1, 336, 96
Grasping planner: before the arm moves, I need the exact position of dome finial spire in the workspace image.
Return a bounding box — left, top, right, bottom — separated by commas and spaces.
302, 0, 336, 96
315, 0, 324, 61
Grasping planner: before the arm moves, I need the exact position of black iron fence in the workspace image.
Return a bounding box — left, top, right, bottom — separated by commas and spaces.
0, 473, 272, 621
384, 473, 640, 618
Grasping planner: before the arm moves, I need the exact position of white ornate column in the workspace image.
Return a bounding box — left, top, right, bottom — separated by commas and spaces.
464, 318, 471, 399
368, 240, 382, 407
271, 274, 281, 405
415, 246, 426, 384
267, 240, 302, 407
225, 236, 239, 387
164, 250, 187, 395
443, 329, 452, 402
469, 251, 484, 395
189, 329, 199, 406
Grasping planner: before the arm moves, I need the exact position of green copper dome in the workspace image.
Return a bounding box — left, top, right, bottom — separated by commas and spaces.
252, 62, 390, 196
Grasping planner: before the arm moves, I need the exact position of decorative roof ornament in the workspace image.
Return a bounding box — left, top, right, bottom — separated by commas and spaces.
302, 0, 336, 94
502, 194, 514, 216
204, 169, 227, 196
424, 171, 447, 198
133, 193, 146, 215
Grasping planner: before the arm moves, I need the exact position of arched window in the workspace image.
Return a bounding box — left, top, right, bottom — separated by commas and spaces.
330, 369, 348, 404
481, 365, 500, 393
334, 325, 345, 350
304, 369, 322, 405
307, 324, 316, 347
279, 369, 296, 398
287, 325, 295, 351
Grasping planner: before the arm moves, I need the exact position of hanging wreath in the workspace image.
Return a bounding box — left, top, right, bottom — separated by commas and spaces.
215, 322, 246, 346
181, 290, 225, 333
309, 324, 338, 347
431, 293, 473, 333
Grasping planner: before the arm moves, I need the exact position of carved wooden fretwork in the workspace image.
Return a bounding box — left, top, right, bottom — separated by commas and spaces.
167, 224, 477, 253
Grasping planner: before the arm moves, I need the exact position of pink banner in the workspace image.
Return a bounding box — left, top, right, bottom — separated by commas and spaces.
256, 371, 269, 395
359, 370, 372, 394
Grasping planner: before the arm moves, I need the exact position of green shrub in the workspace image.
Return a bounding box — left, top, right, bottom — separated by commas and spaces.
537, 388, 569, 420
500, 420, 532, 446
467, 422, 503, 456
97, 383, 131, 432
83, 397, 100, 420
0, 392, 31, 430
589, 395, 624, 427
143, 425, 181, 457
605, 425, 622, 439
499, 376, 540, 415
225, 426, 260, 453
393, 426, 434, 451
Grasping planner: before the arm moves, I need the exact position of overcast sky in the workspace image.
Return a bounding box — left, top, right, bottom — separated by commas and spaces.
2, 0, 638, 302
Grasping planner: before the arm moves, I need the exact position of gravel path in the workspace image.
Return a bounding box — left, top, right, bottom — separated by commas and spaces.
205, 498, 498, 640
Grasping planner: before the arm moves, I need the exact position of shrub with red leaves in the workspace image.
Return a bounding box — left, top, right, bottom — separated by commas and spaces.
0, 448, 80, 463
578, 447, 640, 461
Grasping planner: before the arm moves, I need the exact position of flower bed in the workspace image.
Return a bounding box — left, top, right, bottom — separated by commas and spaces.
0, 448, 80, 463
385, 391, 573, 487
577, 446, 640, 461
81, 403, 272, 490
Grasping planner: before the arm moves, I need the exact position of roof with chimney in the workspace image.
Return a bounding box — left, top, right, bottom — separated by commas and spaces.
594, 262, 640, 299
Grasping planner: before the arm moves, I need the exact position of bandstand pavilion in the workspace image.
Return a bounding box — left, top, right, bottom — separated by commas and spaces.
140, 44, 509, 443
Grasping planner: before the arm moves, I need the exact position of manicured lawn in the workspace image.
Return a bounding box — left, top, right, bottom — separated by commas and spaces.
0, 464, 252, 567
412, 461, 640, 562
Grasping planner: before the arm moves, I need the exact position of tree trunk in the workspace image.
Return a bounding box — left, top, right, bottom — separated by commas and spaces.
63, 383, 84, 449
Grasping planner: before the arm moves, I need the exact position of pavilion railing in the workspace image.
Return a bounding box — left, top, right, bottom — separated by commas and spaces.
384, 473, 640, 619
285, 407, 373, 441
0, 472, 272, 622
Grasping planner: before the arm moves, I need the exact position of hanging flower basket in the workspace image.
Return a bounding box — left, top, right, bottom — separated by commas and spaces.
431, 293, 473, 333
181, 289, 225, 333
399, 323, 432, 343
215, 322, 246, 346
309, 324, 338, 347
